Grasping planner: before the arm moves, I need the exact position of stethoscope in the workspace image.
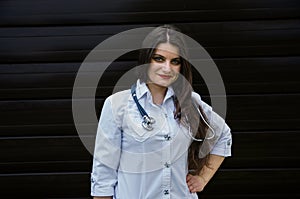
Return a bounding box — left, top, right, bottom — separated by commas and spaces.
131, 83, 215, 142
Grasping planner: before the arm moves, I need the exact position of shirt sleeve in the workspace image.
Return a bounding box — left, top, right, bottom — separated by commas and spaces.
91, 97, 122, 197
209, 118, 232, 157
192, 92, 232, 157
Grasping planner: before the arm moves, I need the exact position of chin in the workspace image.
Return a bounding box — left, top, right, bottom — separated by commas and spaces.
159, 82, 173, 88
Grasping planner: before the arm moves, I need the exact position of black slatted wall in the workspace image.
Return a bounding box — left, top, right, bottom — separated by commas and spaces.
1, 0, 300, 198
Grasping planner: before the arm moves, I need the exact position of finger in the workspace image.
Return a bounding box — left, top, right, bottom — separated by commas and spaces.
187, 180, 196, 189
187, 177, 196, 186
186, 174, 192, 181
187, 175, 203, 192
190, 186, 197, 193
188, 184, 194, 192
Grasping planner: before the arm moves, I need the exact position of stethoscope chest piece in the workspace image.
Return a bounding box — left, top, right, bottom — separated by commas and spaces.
131, 83, 215, 141
131, 83, 157, 131
142, 115, 155, 131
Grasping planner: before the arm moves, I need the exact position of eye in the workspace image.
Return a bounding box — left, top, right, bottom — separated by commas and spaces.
152, 56, 165, 62
171, 58, 181, 65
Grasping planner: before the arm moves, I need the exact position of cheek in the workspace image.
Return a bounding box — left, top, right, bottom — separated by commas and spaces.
148, 63, 159, 73
147, 65, 155, 79
173, 65, 181, 73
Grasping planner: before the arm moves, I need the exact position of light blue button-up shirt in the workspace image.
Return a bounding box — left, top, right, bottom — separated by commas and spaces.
91, 80, 232, 199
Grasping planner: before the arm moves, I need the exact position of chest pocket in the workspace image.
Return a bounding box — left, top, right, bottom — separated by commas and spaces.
122, 102, 168, 142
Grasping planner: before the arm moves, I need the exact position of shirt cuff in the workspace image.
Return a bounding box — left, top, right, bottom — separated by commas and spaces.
210, 139, 232, 157
91, 176, 115, 197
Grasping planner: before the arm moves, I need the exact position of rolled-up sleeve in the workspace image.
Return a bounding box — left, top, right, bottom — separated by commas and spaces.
91, 97, 122, 196
192, 92, 232, 157
209, 120, 232, 157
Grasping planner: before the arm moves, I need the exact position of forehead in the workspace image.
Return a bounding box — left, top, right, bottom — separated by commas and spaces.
154, 43, 179, 57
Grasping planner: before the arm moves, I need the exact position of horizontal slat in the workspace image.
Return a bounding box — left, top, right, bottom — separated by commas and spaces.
2, 22, 300, 46
0, 172, 90, 197
204, 169, 300, 195
0, 124, 87, 137
223, 131, 300, 169
0, 94, 299, 131
1, 20, 299, 37
0, 160, 91, 174
225, 94, 300, 121
1, 20, 300, 62
0, 156, 299, 175
0, 136, 92, 163
2, 0, 299, 15
1, 6, 299, 26
0, 131, 299, 173
0, 57, 299, 99
1, 57, 299, 83
1, 44, 299, 63
2, 10, 295, 27
0, 81, 299, 101
0, 169, 299, 197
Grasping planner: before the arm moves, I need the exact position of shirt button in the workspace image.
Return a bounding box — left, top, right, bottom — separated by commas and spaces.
164, 134, 171, 141
227, 140, 231, 146
164, 162, 170, 168
163, 190, 169, 195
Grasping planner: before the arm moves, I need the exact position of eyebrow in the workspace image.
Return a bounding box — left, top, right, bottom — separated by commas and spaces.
152, 53, 180, 59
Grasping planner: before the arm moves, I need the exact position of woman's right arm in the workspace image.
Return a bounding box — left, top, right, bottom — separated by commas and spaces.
91, 97, 122, 197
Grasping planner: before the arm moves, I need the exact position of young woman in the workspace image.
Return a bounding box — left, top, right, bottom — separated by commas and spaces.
91, 25, 232, 199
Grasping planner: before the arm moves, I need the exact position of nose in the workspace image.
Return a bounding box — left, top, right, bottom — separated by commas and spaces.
161, 61, 171, 72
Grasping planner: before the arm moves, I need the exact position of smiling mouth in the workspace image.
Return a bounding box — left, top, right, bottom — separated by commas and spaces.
158, 74, 173, 79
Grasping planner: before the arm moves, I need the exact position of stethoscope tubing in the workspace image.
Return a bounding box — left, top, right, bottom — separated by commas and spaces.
131, 84, 155, 131
130, 83, 215, 141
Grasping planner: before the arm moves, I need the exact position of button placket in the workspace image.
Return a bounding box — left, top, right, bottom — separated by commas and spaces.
164, 162, 170, 168
164, 134, 171, 141
161, 106, 171, 199
163, 189, 169, 195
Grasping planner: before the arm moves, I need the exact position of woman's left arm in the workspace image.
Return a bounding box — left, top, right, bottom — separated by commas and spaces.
188, 92, 232, 193
186, 154, 225, 193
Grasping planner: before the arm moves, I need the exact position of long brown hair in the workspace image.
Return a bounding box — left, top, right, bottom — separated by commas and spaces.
138, 25, 210, 174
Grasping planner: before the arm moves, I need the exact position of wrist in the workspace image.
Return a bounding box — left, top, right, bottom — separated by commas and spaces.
198, 174, 208, 185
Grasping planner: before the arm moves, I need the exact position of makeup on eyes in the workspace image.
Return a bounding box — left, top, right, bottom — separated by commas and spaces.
152, 54, 181, 65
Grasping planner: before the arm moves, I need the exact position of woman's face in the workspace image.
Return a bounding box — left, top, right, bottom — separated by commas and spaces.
147, 42, 181, 88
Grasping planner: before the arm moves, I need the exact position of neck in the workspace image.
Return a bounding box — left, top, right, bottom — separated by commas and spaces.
147, 83, 167, 105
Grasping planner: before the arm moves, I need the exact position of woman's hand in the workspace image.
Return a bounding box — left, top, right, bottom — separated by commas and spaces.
186, 154, 226, 193
186, 174, 208, 193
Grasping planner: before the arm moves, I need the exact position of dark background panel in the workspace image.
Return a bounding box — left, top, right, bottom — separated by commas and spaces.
0, 56, 300, 100
1, 20, 300, 63
0, 95, 299, 131
1, 0, 300, 26
0, 0, 300, 198
0, 131, 299, 174
0, 169, 299, 198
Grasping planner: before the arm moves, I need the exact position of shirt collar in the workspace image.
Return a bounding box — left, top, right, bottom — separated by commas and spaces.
135, 79, 175, 102
135, 79, 148, 100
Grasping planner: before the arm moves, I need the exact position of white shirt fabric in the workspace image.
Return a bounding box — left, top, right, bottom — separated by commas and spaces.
91, 79, 232, 199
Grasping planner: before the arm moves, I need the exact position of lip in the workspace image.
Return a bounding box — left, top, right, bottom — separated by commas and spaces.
158, 74, 172, 79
